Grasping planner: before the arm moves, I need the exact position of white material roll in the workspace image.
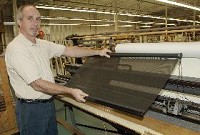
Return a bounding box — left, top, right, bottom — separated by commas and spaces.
115, 42, 200, 58
115, 42, 200, 78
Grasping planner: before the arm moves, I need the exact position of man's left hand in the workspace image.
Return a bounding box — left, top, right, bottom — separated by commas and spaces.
99, 48, 112, 58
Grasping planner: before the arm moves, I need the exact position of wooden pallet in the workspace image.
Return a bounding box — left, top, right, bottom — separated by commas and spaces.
0, 56, 18, 134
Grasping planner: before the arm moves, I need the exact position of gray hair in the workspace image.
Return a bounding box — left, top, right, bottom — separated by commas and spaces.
16, 4, 36, 21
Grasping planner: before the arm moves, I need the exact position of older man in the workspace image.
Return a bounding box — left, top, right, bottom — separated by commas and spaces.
5, 4, 111, 135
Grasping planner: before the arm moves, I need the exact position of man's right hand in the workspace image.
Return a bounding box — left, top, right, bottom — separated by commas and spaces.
70, 88, 89, 102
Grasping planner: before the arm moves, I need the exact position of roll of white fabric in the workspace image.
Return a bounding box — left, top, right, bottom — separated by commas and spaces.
115, 42, 200, 78
115, 42, 200, 58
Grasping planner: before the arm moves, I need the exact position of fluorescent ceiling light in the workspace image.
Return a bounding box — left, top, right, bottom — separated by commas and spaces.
69, 18, 85, 21
4, 21, 82, 26
89, 24, 111, 27
140, 22, 154, 25
150, 16, 165, 19
118, 25, 133, 27
129, 21, 142, 24
140, 25, 152, 28
84, 19, 102, 22
47, 23, 81, 26
167, 23, 176, 26
127, 14, 141, 17
155, 23, 176, 26
42, 17, 69, 20
36, 5, 114, 15
41, 16, 85, 21
156, 0, 200, 11
168, 18, 179, 21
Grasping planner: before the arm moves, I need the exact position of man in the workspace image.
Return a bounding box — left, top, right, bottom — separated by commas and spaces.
5, 4, 111, 135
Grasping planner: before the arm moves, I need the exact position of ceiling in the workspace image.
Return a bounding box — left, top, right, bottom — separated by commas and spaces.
1, 0, 200, 29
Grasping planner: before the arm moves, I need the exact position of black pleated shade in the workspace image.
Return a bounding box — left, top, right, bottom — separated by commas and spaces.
66, 55, 178, 116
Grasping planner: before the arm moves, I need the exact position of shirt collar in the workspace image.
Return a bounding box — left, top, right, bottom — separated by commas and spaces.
18, 33, 39, 47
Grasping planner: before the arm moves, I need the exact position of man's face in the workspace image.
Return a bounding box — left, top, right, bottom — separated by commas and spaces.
18, 6, 41, 37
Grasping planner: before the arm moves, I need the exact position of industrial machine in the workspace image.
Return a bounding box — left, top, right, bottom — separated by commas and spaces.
55, 42, 200, 135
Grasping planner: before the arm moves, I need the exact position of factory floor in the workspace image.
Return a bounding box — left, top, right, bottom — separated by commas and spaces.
55, 100, 119, 135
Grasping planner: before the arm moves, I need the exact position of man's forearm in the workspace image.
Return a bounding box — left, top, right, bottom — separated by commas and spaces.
30, 78, 72, 95
63, 46, 99, 57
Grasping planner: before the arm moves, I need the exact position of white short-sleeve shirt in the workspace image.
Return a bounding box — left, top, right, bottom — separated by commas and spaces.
5, 33, 65, 99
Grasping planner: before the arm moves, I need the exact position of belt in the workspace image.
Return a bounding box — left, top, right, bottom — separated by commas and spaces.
17, 97, 54, 104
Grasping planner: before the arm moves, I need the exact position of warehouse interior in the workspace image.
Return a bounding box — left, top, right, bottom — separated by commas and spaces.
0, 0, 200, 135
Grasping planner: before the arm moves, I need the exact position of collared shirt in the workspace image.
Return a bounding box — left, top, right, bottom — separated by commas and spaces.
5, 33, 65, 99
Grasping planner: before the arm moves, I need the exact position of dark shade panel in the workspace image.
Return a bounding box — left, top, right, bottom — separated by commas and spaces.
66, 56, 178, 116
